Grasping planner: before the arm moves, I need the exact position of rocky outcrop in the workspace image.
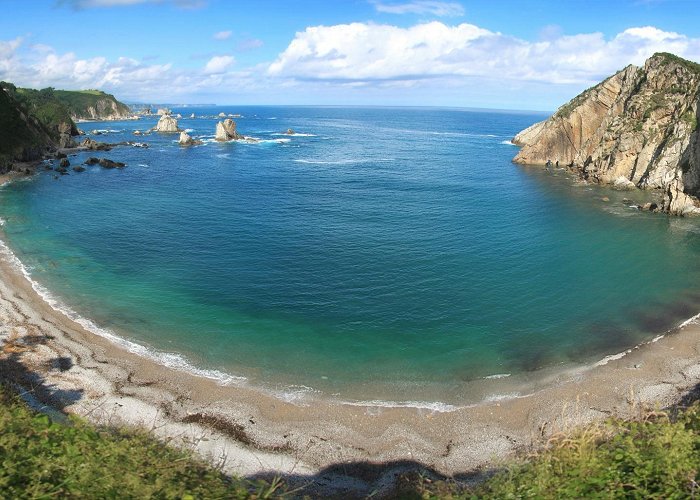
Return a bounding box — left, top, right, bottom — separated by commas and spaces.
80, 138, 112, 151
57, 122, 77, 149
513, 53, 700, 215
154, 113, 180, 133
178, 131, 202, 146
215, 119, 243, 141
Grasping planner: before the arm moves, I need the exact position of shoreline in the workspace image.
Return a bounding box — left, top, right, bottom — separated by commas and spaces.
1, 179, 700, 494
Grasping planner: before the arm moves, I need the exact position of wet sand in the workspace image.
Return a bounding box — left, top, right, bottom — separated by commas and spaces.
1, 217, 700, 495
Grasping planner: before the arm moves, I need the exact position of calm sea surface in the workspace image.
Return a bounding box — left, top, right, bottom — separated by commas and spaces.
3, 106, 700, 405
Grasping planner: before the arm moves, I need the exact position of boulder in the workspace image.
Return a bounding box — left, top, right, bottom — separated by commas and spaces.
133, 130, 142, 136
613, 176, 636, 190
154, 114, 180, 133
84, 157, 100, 165
59, 158, 70, 168
156, 108, 170, 116
218, 112, 226, 118
215, 119, 243, 141
72, 165, 86, 172
285, 128, 295, 135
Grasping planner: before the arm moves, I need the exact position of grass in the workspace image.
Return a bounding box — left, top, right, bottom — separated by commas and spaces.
394, 404, 700, 499
0, 384, 288, 498
54, 89, 131, 117
5, 373, 700, 499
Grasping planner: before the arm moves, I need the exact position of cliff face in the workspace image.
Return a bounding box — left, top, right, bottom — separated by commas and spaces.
0, 86, 57, 171
53, 89, 132, 121
513, 53, 700, 215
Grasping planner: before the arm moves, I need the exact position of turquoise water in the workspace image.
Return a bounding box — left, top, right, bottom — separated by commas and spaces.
3, 106, 700, 404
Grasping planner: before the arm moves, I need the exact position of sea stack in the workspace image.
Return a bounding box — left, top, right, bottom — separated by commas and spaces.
512, 52, 700, 215
178, 131, 201, 146
215, 119, 243, 141
154, 112, 180, 133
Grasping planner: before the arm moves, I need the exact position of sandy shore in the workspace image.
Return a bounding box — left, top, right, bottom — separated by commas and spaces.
1, 219, 700, 495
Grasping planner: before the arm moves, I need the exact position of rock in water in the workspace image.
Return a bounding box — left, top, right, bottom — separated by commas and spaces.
178, 131, 202, 146
154, 113, 180, 133
513, 52, 700, 215
215, 119, 243, 141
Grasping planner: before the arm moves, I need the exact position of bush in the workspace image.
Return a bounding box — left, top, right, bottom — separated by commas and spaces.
0, 385, 285, 498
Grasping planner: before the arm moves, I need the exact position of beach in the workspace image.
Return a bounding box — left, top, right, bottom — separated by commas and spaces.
2, 194, 700, 496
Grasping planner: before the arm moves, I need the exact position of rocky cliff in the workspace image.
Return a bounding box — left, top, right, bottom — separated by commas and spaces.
513, 53, 700, 215
53, 89, 132, 121
0, 84, 60, 171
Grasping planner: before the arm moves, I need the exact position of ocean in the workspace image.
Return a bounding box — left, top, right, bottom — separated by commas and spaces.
2, 105, 700, 406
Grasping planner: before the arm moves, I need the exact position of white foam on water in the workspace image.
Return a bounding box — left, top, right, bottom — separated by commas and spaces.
0, 238, 245, 386
500, 140, 516, 146
483, 373, 511, 379
271, 133, 317, 137
294, 158, 395, 165
483, 392, 521, 403
342, 399, 458, 413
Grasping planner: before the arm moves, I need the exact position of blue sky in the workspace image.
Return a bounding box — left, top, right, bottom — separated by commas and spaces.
1, 0, 699, 110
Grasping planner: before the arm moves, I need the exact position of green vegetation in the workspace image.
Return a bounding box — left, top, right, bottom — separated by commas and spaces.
0, 83, 54, 166
653, 52, 700, 76
682, 109, 699, 132
15, 87, 76, 134
396, 404, 700, 498
0, 385, 286, 498
54, 88, 131, 118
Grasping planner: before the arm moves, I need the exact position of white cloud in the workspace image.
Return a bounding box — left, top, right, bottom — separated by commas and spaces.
371, 1, 464, 17
213, 30, 232, 41
268, 22, 700, 85
203, 55, 235, 74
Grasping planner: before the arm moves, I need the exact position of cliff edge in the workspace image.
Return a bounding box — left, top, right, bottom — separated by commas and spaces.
513, 53, 700, 215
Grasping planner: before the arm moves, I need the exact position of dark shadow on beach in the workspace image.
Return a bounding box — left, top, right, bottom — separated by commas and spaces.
246, 459, 488, 499
0, 333, 83, 410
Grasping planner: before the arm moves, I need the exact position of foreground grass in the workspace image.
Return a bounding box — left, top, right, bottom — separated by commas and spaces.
3, 379, 700, 499
0, 385, 286, 498
397, 405, 700, 499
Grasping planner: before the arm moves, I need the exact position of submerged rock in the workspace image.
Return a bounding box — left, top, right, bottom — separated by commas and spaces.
215, 119, 243, 141
72, 165, 86, 172
98, 158, 126, 169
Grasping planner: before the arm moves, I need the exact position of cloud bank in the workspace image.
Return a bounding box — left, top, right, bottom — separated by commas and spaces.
269, 23, 700, 85
1, 21, 699, 105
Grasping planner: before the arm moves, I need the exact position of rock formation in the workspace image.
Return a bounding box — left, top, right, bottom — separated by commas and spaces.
215, 119, 243, 141
57, 122, 77, 149
154, 113, 180, 133
513, 53, 700, 215
178, 131, 202, 146
80, 138, 112, 151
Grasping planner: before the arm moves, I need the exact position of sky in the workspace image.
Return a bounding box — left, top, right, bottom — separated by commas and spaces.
1, 0, 700, 110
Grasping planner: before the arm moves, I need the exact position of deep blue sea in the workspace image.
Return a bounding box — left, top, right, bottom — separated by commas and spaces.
3, 106, 700, 405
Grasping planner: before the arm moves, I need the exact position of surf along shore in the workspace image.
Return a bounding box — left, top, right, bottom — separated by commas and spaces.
2, 167, 700, 495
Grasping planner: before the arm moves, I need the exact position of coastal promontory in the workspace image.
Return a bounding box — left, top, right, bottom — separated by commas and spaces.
513, 53, 700, 215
